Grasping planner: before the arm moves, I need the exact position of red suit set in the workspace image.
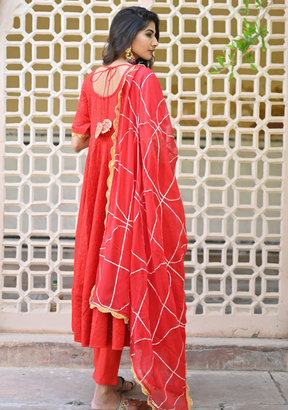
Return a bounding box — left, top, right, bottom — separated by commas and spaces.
72, 64, 192, 410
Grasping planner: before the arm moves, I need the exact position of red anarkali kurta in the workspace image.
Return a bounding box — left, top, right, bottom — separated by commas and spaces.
72, 64, 192, 410
72, 66, 131, 350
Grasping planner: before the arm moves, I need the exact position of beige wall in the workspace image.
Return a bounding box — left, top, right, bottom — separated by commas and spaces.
0, 0, 288, 337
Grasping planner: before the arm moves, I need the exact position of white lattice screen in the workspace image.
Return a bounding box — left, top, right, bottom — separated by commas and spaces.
0, 0, 288, 336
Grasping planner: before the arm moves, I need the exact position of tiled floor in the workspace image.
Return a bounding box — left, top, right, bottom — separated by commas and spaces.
0, 367, 287, 409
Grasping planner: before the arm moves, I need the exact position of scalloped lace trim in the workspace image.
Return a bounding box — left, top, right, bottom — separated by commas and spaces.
130, 362, 193, 410
89, 285, 129, 324
105, 65, 136, 226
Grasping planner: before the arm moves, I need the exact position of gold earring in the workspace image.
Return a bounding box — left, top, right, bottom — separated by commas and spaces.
125, 46, 136, 64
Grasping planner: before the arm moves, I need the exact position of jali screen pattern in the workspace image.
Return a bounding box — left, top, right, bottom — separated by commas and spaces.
1, 0, 286, 330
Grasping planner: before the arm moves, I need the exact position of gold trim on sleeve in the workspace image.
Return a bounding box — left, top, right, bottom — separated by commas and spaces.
72, 132, 90, 138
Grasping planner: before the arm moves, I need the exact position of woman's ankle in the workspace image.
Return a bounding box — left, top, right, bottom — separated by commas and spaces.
95, 383, 115, 396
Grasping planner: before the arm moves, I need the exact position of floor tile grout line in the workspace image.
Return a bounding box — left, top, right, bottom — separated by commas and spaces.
269, 371, 288, 405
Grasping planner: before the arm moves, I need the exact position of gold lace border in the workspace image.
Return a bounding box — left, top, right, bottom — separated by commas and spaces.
131, 362, 193, 410
72, 132, 90, 138
105, 65, 136, 226
89, 285, 129, 324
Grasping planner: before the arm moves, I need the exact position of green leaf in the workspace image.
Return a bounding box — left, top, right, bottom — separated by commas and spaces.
245, 53, 254, 63
217, 56, 225, 67
261, 35, 266, 51
205, 0, 273, 82
243, 31, 249, 40
234, 39, 244, 50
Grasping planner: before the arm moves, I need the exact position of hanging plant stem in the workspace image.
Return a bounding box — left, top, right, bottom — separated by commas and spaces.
208, 0, 273, 81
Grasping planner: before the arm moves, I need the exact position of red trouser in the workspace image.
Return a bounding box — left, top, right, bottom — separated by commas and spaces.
93, 345, 122, 385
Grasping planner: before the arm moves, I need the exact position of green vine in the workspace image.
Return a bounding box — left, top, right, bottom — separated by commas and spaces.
209, 0, 272, 81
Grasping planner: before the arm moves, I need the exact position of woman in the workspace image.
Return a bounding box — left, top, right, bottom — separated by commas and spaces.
71, 6, 192, 410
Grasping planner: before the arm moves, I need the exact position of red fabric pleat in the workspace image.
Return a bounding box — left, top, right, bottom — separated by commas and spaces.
90, 309, 108, 347
88, 311, 128, 350
112, 316, 126, 350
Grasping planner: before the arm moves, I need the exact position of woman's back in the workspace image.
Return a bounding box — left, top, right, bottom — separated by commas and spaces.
72, 64, 132, 141
92, 64, 132, 97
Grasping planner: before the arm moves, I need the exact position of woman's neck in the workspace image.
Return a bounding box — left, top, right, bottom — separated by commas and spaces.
109, 58, 131, 67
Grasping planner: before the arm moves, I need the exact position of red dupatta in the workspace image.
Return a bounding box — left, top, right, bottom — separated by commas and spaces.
90, 65, 192, 410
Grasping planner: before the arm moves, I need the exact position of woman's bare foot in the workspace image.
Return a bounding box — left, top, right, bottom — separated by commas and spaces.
114, 376, 136, 392
91, 384, 140, 410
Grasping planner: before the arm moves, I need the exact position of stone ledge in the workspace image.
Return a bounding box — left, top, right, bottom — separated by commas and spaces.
0, 334, 287, 370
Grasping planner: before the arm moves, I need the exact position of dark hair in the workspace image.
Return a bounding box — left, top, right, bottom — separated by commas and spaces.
102, 6, 159, 68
